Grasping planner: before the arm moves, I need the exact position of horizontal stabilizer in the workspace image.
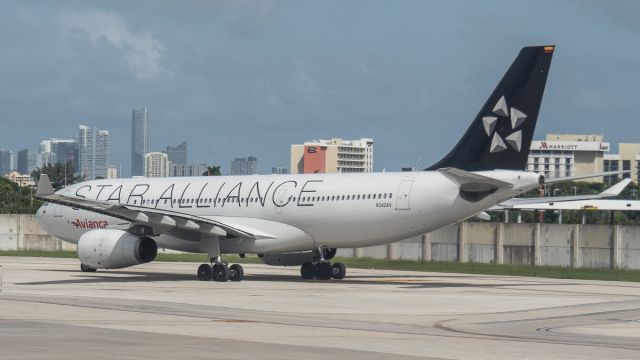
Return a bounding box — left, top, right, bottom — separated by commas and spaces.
439, 168, 512, 202
438, 168, 512, 191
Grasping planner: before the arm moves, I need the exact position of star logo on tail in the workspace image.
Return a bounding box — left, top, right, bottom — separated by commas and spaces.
482, 96, 527, 153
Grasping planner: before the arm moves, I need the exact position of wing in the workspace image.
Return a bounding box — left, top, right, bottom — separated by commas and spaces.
543, 170, 630, 183
35, 174, 268, 239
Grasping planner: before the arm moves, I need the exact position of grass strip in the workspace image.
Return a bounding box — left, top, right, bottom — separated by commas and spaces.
3, 251, 640, 282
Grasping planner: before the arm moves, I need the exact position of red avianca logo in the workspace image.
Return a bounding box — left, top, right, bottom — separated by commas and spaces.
72, 219, 108, 229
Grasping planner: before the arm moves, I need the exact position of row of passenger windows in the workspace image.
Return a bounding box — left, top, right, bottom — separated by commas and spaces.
137, 192, 393, 206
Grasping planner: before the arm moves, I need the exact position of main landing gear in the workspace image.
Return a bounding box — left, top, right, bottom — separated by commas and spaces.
197, 257, 244, 282
300, 247, 346, 280
80, 263, 97, 272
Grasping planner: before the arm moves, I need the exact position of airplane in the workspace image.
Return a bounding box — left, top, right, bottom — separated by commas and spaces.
37, 45, 577, 282
492, 177, 632, 210
465, 177, 635, 221
496, 181, 640, 212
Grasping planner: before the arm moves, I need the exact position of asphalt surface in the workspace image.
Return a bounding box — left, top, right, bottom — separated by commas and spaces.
1, 256, 640, 359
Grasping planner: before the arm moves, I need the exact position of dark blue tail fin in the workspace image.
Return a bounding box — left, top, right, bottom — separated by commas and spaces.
427, 45, 554, 171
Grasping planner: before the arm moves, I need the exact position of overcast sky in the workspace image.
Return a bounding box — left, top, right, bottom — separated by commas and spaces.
1, 0, 639, 176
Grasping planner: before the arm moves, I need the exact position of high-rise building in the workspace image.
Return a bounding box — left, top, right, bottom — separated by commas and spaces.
17, 149, 36, 175
144, 152, 169, 177
9, 151, 15, 172
37, 139, 78, 170
604, 143, 640, 185
51, 139, 78, 171
37, 140, 53, 168
272, 166, 289, 174
107, 165, 119, 179
78, 125, 94, 178
527, 133, 640, 184
94, 130, 109, 179
164, 142, 187, 166
131, 108, 148, 176
291, 138, 374, 174
79, 125, 110, 179
230, 156, 258, 175
172, 164, 208, 177
0, 150, 11, 176
527, 134, 608, 182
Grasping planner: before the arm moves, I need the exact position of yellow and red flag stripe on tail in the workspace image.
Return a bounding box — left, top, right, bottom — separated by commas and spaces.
543, 46, 554, 54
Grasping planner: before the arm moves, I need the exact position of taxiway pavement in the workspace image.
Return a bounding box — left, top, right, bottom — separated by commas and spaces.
2, 256, 640, 359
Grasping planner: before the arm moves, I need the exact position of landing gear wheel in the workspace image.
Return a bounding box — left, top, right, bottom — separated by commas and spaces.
229, 264, 244, 282
316, 262, 333, 280
197, 264, 212, 281
332, 262, 346, 280
213, 263, 230, 282
321, 248, 338, 260
300, 262, 315, 279
80, 263, 96, 272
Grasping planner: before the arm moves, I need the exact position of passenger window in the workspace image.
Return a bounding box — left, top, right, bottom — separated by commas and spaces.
367, 194, 371, 199
389, 193, 393, 198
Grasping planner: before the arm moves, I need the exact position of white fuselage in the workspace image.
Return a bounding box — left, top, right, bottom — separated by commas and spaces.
36, 170, 539, 254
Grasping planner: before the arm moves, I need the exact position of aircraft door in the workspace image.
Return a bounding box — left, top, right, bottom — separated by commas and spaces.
395, 179, 414, 210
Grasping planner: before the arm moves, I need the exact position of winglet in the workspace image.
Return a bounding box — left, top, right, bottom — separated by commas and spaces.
601, 178, 632, 197
36, 174, 54, 196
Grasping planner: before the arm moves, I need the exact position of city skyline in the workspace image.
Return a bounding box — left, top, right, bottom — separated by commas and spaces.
2, 2, 639, 176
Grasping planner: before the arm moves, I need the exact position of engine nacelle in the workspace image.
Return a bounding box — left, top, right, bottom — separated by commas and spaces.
259, 251, 315, 266
77, 229, 157, 269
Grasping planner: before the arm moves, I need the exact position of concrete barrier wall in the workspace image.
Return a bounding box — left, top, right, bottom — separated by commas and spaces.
0, 215, 75, 252
503, 223, 535, 265
2, 214, 640, 270
619, 226, 640, 269
352, 222, 640, 270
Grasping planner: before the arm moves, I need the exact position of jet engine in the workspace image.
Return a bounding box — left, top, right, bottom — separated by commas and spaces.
77, 229, 157, 269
